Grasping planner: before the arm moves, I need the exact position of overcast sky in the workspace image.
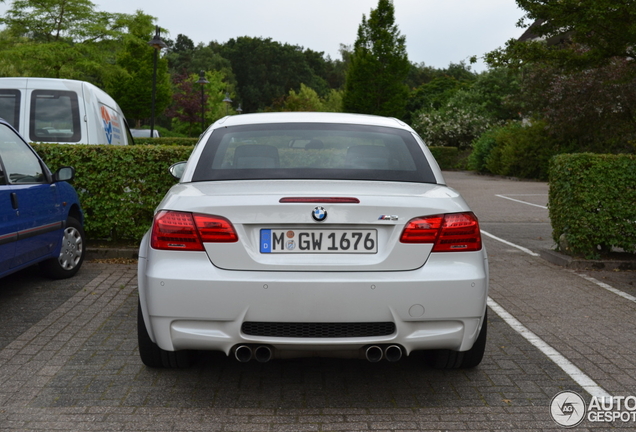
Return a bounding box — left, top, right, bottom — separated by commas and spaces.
1, 0, 527, 72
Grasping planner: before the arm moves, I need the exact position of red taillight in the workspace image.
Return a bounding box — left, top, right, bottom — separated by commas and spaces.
151, 211, 237, 251
400, 212, 481, 252
193, 214, 238, 243
399, 215, 444, 244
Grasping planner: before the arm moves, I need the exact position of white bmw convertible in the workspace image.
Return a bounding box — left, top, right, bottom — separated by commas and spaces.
137, 112, 489, 369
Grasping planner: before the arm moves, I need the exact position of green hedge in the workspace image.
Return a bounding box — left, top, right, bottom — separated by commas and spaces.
469, 121, 568, 181
131, 137, 198, 146
429, 146, 458, 170
549, 153, 636, 258
33, 144, 194, 242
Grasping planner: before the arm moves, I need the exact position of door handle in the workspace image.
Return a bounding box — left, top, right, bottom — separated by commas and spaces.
10, 192, 18, 209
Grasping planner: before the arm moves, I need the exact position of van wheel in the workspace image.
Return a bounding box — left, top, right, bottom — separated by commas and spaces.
425, 311, 487, 369
137, 300, 192, 368
40, 217, 85, 279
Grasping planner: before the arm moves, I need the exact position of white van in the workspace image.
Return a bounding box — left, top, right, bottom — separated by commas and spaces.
0, 77, 132, 145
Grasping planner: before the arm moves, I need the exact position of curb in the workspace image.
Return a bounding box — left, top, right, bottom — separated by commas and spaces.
87, 247, 138, 261
539, 248, 636, 271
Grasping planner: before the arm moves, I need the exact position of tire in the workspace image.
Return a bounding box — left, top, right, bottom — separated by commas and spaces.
137, 300, 192, 368
39, 217, 85, 279
425, 310, 487, 369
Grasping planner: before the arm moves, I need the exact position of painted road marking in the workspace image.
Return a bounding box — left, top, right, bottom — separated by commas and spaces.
481, 230, 540, 257
496, 194, 548, 209
575, 272, 636, 304
483, 229, 636, 305
487, 297, 611, 400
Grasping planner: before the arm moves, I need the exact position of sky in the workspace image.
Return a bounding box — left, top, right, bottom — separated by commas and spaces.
0, 0, 527, 72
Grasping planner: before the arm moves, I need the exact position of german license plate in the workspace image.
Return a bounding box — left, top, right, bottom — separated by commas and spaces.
260, 229, 377, 253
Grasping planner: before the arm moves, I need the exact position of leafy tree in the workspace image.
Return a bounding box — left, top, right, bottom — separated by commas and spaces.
405, 61, 438, 89
486, 0, 636, 71
483, 0, 636, 156
107, 14, 172, 127
0, 0, 131, 84
515, 59, 636, 153
165, 35, 234, 82
406, 76, 466, 118
219, 36, 326, 113
439, 61, 477, 82
452, 68, 520, 122
164, 34, 196, 72
342, 0, 410, 118
272, 84, 343, 112
167, 70, 235, 136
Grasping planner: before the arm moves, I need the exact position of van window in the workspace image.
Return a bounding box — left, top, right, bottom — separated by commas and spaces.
0, 90, 20, 130
29, 90, 81, 142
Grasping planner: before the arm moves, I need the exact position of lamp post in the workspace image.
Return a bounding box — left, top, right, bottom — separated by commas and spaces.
236, 103, 243, 114
223, 93, 233, 116
148, 26, 167, 138
196, 71, 209, 134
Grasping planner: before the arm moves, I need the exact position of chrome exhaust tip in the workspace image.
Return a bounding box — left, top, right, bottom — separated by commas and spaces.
384, 345, 403, 362
365, 345, 383, 362
254, 345, 273, 363
234, 345, 253, 362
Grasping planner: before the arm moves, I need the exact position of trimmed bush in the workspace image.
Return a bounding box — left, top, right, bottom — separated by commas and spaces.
469, 121, 569, 180
429, 146, 459, 170
549, 153, 636, 258
468, 127, 501, 172
131, 137, 198, 146
33, 144, 194, 242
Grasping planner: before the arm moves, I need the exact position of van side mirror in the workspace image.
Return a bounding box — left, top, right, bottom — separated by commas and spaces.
169, 161, 187, 179
53, 166, 75, 182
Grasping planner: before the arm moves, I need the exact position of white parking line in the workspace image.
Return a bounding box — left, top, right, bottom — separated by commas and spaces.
496, 194, 548, 209
575, 272, 636, 304
487, 297, 611, 400
481, 230, 540, 257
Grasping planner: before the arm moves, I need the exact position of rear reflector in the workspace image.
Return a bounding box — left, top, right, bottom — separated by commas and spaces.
151, 211, 237, 251
400, 212, 481, 252
279, 197, 360, 203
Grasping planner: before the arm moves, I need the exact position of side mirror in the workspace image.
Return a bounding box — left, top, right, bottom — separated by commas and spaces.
169, 161, 187, 179
53, 166, 75, 182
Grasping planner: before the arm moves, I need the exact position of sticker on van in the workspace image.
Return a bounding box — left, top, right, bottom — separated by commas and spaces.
100, 105, 124, 145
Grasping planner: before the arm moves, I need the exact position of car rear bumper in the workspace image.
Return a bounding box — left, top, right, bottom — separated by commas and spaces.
138, 235, 489, 357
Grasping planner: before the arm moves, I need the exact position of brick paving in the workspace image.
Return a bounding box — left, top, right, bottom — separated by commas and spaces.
0, 261, 627, 431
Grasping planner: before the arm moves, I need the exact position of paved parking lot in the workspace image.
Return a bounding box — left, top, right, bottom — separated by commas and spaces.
0, 171, 634, 431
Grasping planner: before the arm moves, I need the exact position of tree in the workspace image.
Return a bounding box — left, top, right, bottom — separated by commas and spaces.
107, 13, 172, 126
0, 0, 132, 84
486, 0, 636, 71
406, 76, 466, 120
342, 0, 410, 118
164, 36, 235, 81
219, 37, 327, 113
167, 70, 235, 136
452, 68, 520, 122
483, 0, 636, 155
271, 84, 343, 113
515, 60, 636, 153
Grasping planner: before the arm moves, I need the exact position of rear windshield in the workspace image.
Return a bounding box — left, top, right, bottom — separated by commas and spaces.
192, 123, 436, 183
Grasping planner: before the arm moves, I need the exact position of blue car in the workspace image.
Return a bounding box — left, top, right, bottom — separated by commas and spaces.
0, 118, 85, 279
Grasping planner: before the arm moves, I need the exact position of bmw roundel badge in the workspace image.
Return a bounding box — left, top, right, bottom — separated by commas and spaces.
312, 206, 327, 222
